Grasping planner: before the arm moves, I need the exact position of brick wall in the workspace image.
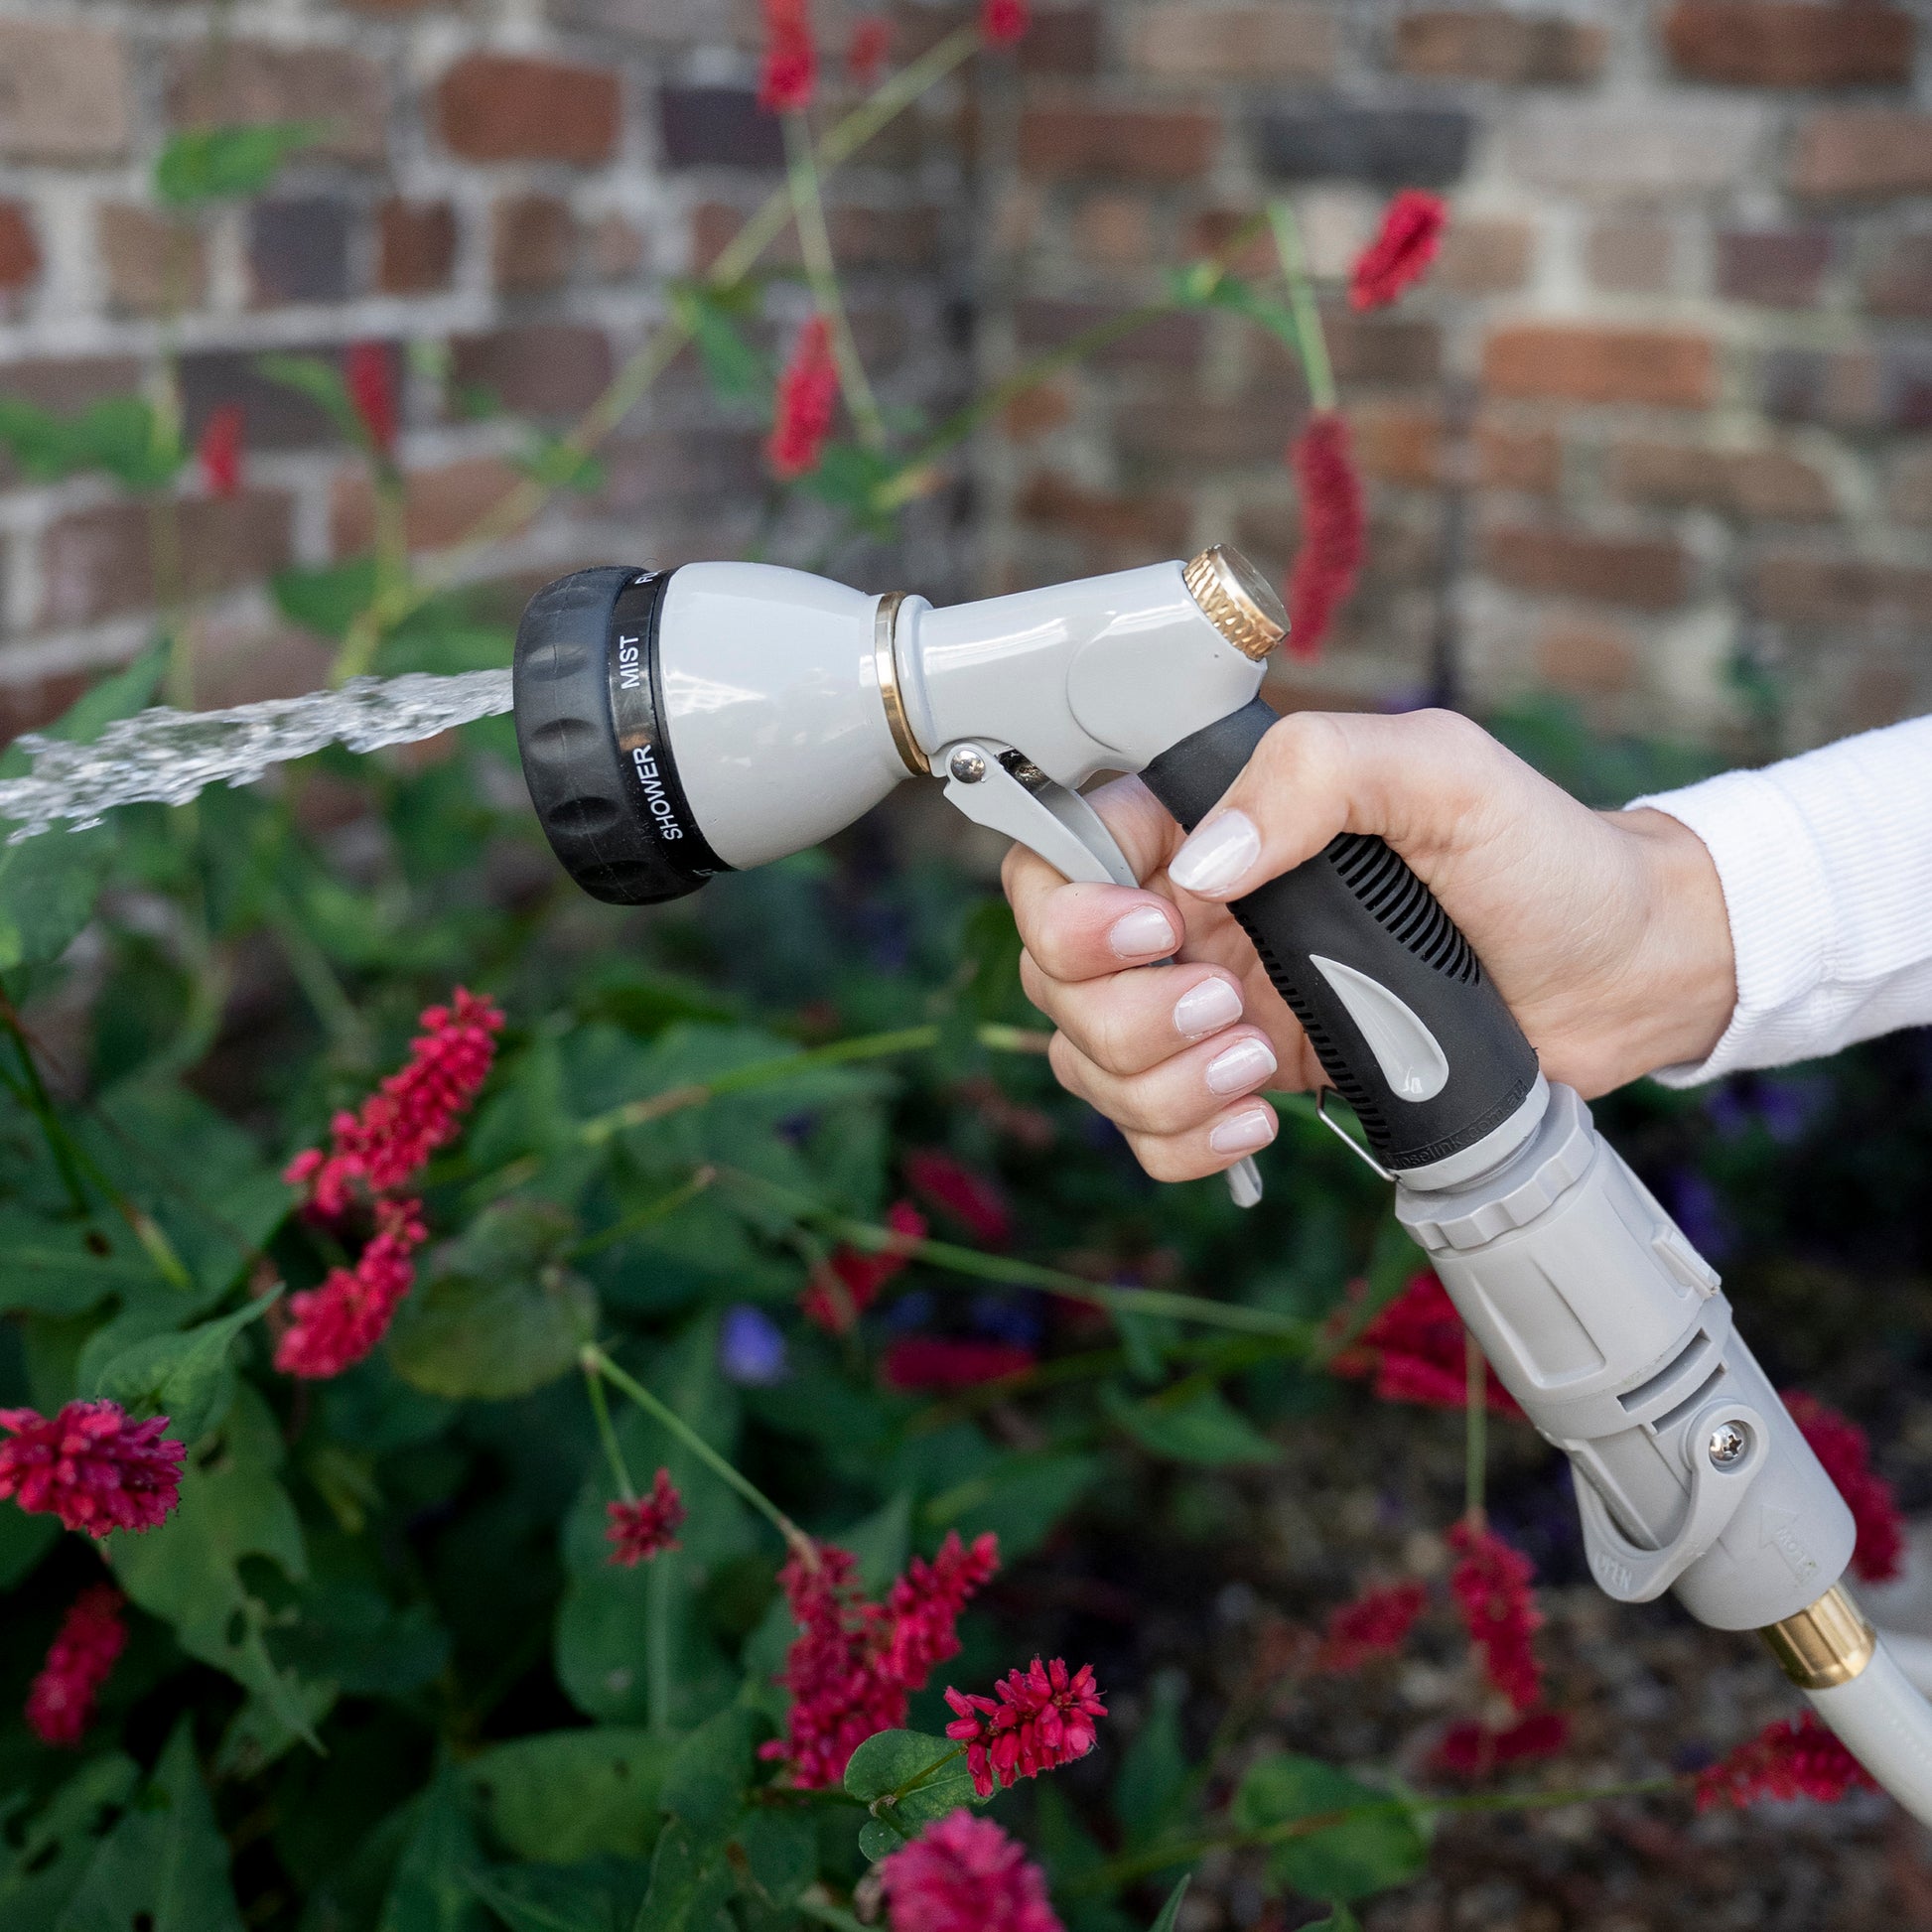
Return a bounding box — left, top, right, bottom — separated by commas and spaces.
0, 0, 974, 733
986, 0, 1932, 751
0, 1, 1927, 756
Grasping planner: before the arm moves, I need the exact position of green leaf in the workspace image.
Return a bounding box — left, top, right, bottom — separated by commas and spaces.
923, 1449, 1099, 1562
88, 1292, 276, 1442
1233, 1755, 1426, 1905
632, 1821, 734, 1932
842, 1730, 977, 1830
732, 1810, 815, 1906
255, 352, 363, 445
0, 397, 180, 490
56, 1720, 244, 1932
0, 1211, 153, 1317
469, 1861, 647, 1932
660, 1707, 755, 1850
1149, 1875, 1192, 1932
1304, 1909, 1361, 1932
380, 1769, 488, 1932
855, 1818, 905, 1864
155, 122, 321, 206
0, 1503, 59, 1588
271, 1582, 451, 1697
386, 1202, 597, 1401
0, 1753, 139, 1930
465, 1730, 670, 1864
669, 284, 767, 402
798, 444, 901, 534
272, 557, 378, 641
213, 1676, 339, 1783
516, 433, 604, 494
1106, 1386, 1280, 1466
1115, 1669, 1191, 1850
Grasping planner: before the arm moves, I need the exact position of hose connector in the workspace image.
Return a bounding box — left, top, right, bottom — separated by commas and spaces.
1762, 1582, 1877, 1690
1183, 545, 1288, 661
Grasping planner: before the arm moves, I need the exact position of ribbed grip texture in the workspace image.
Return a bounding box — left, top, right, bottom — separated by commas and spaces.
1140, 700, 1541, 1173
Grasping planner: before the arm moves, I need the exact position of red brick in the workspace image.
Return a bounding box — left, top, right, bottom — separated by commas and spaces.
0, 671, 95, 744
1762, 345, 1883, 428
1117, 387, 1303, 465
1185, 207, 1278, 279
1793, 113, 1932, 200
1482, 524, 1689, 610
168, 44, 387, 166
378, 200, 457, 296
0, 23, 132, 163
1476, 418, 1562, 493
1350, 402, 1441, 486
1585, 221, 1674, 296
1752, 552, 1932, 625
1129, 6, 1334, 79
590, 213, 644, 281
1072, 194, 1156, 267
330, 456, 526, 557
1019, 99, 1220, 182
96, 207, 205, 316
1716, 228, 1833, 307
492, 194, 575, 295
592, 427, 764, 516
1864, 234, 1932, 318
1436, 218, 1533, 295
1019, 472, 1191, 552
1663, 3, 1912, 85
1482, 324, 1715, 409
1394, 11, 1604, 82
1000, 383, 1073, 443
1322, 310, 1442, 386
691, 202, 942, 273
1509, 99, 1764, 197
1020, 8, 1103, 73
438, 54, 621, 166
1535, 617, 1640, 696
1016, 298, 1205, 370
40, 493, 293, 630
0, 202, 39, 292
1885, 445, 1932, 523
1609, 440, 1836, 521
449, 324, 614, 417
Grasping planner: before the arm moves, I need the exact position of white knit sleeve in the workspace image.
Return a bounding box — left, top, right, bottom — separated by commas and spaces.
1625, 716, 1932, 1086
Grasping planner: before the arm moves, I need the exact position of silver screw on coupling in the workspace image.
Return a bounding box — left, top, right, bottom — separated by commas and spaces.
1707, 1420, 1750, 1466
947, 745, 988, 784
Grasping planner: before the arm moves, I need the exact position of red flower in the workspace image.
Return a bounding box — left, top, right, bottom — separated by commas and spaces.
1694, 1711, 1875, 1812
1284, 410, 1364, 660
982, 0, 1030, 45
884, 1338, 1036, 1391
759, 0, 816, 113
762, 1531, 1002, 1788
344, 342, 397, 460
0, 1402, 184, 1538
904, 1149, 1013, 1247
273, 1196, 426, 1380
943, 1656, 1106, 1799
1431, 1709, 1570, 1779
1784, 1391, 1904, 1585
800, 1200, 927, 1333
1447, 1520, 1544, 1714
1348, 190, 1449, 313
606, 1467, 685, 1566
1331, 1272, 1522, 1419
285, 988, 503, 1218
27, 1584, 126, 1746
879, 1809, 1062, 1932
1313, 1580, 1428, 1673
197, 404, 244, 499
847, 15, 894, 86
766, 316, 839, 481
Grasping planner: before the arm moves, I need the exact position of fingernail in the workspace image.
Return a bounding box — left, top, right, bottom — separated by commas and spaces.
1107, 904, 1177, 960
1169, 809, 1261, 897
1173, 976, 1243, 1040
1208, 1105, 1276, 1155
1205, 1035, 1277, 1095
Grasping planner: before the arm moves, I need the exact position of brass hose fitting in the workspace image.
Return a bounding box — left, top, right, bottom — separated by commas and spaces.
1183, 544, 1289, 661
1761, 1582, 1876, 1691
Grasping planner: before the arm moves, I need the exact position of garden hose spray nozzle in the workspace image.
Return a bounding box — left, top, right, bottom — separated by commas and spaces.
511, 548, 1932, 1825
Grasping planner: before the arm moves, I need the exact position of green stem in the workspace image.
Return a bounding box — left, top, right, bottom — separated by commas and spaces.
582, 1344, 813, 1558
1464, 1328, 1487, 1528
583, 1360, 634, 1502
797, 1895, 871, 1932
1269, 199, 1336, 413
0, 987, 91, 1219
783, 112, 887, 451
265, 894, 371, 1058
569, 1168, 718, 1261
647, 1550, 675, 1739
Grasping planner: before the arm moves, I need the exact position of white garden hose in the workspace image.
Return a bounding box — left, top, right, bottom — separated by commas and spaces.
1806, 1634, 1932, 1825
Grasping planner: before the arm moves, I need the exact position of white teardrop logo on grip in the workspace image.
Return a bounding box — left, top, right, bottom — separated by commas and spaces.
1309, 954, 1450, 1103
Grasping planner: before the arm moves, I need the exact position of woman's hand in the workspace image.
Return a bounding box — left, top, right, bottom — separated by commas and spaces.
1001, 708, 1736, 1183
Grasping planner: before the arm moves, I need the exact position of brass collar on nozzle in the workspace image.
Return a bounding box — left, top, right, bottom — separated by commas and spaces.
1761, 1582, 1876, 1690
1184, 543, 1289, 661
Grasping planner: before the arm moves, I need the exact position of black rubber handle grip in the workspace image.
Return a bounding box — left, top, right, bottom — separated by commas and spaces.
1141, 700, 1541, 1174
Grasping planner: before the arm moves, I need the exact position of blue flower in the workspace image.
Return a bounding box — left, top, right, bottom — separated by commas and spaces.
718, 1305, 788, 1386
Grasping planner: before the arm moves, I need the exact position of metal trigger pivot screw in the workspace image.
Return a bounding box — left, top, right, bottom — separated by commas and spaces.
948, 746, 988, 784
1707, 1421, 1749, 1467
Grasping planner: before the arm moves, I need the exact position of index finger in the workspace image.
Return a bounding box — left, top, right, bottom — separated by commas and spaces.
1000, 775, 1185, 983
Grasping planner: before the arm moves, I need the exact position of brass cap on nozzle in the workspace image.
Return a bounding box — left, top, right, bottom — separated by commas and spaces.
1761, 1582, 1876, 1691
1183, 544, 1288, 661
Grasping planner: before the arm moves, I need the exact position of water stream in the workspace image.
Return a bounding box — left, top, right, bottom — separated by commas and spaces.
0, 668, 515, 843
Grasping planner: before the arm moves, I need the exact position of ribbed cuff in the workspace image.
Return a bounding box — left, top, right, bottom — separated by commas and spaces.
1624, 769, 1834, 1087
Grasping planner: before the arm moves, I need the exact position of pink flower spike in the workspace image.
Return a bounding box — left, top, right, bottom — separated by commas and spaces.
1785, 1391, 1904, 1585
759, 0, 817, 113
879, 1809, 1063, 1932
1694, 1711, 1875, 1812
1283, 410, 1364, 661
1331, 1271, 1522, 1419
767, 316, 838, 482
1313, 1580, 1428, 1673
345, 342, 398, 459
1348, 190, 1449, 312
606, 1467, 686, 1566
982, 0, 1030, 46
800, 1200, 927, 1334
197, 404, 244, 499
883, 1338, 1036, 1392
942, 1656, 1106, 1799
847, 15, 893, 87
27, 1584, 127, 1746
885, 1530, 1000, 1685
1431, 1709, 1570, 1779
1447, 1519, 1544, 1714
904, 1149, 1013, 1248
0, 1402, 184, 1538
274, 1196, 426, 1380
